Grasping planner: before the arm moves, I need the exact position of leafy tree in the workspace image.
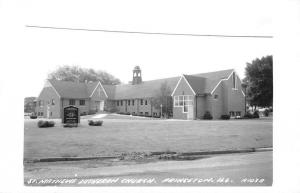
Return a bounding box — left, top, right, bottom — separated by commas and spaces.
48, 65, 121, 85
151, 81, 173, 118
244, 55, 273, 108
24, 97, 37, 113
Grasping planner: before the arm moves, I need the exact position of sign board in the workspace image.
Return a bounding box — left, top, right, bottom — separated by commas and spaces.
63, 106, 80, 125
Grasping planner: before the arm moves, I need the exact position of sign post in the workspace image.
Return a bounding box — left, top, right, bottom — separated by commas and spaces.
63, 106, 80, 127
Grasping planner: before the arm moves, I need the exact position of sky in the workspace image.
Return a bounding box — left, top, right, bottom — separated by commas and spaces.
3, 0, 273, 97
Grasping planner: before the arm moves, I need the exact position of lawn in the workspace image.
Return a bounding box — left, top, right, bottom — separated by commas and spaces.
24, 116, 272, 161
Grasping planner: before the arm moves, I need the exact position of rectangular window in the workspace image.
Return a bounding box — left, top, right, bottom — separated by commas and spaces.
179, 96, 184, 106
236, 111, 241, 117
40, 112, 43, 116
69, 99, 75, 105
229, 111, 235, 117
145, 112, 149, 116
174, 95, 193, 113
214, 95, 218, 100
80, 100, 85, 106
51, 99, 55, 105
117, 101, 119, 106
145, 100, 148, 105
120, 100, 123, 106
132, 100, 134, 106
128, 100, 130, 106
153, 112, 157, 116
140, 112, 143, 115
233, 72, 237, 89
50, 112, 52, 116
140, 99, 143, 105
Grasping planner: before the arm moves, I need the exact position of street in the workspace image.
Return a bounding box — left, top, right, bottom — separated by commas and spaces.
25, 151, 272, 186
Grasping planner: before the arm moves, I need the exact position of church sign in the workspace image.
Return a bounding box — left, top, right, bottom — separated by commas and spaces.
63, 106, 79, 125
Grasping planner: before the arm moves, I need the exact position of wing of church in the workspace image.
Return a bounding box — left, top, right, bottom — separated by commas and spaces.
36, 66, 245, 120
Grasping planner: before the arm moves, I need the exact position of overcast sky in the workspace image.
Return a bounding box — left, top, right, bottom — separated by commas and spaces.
6, 0, 274, 97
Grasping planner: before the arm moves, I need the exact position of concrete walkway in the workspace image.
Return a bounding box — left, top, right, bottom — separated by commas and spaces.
92, 114, 108, 119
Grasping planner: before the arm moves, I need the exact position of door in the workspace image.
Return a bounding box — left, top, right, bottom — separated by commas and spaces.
99, 100, 104, 111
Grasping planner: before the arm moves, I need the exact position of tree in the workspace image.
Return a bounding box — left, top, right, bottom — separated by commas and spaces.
244, 55, 273, 108
24, 97, 37, 113
151, 81, 173, 118
48, 65, 121, 85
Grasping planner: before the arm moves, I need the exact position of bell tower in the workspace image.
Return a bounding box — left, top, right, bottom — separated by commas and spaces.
132, 66, 142, 85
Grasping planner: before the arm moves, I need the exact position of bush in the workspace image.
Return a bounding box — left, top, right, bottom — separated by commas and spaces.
220, 114, 230, 120
264, 109, 269, 117
253, 110, 260, 118
203, 111, 213, 120
30, 115, 37, 119
88, 120, 103, 126
37, 120, 55, 128
243, 111, 253, 119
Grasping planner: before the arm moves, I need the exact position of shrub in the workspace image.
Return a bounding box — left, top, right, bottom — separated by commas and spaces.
253, 110, 260, 118
88, 120, 103, 126
203, 111, 213, 120
264, 109, 269, 117
37, 120, 55, 128
243, 111, 253, 119
30, 115, 37, 119
220, 114, 230, 120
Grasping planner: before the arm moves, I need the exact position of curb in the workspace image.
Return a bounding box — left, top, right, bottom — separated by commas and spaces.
25, 147, 272, 163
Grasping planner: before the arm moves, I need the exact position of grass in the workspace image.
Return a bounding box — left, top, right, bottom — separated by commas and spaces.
24, 116, 272, 160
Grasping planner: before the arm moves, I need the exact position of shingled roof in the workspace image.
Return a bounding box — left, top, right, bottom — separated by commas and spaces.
103, 76, 180, 100
187, 69, 234, 94
48, 79, 99, 99
48, 69, 234, 100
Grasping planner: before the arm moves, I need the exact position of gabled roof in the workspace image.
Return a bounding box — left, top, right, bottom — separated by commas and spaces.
188, 69, 234, 94
48, 79, 99, 99
46, 69, 234, 100
183, 75, 206, 94
103, 77, 180, 100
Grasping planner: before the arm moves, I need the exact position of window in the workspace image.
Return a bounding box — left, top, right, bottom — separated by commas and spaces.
233, 72, 237, 89
140, 112, 143, 115
128, 100, 130, 106
236, 111, 241, 117
51, 99, 55, 105
117, 101, 119, 106
140, 99, 143, 105
214, 95, 218, 100
145, 100, 148, 105
80, 100, 85, 106
50, 112, 52, 116
132, 100, 135, 106
38, 100, 44, 107
40, 112, 43, 116
69, 99, 75, 105
145, 112, 149, 116
153, 112, 157, 116
120, 100, 123, 106
229, 111, 235, 117
174, 95, 193, 113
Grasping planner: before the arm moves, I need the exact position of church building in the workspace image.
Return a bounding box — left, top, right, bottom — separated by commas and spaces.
36, 66, 245, 120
